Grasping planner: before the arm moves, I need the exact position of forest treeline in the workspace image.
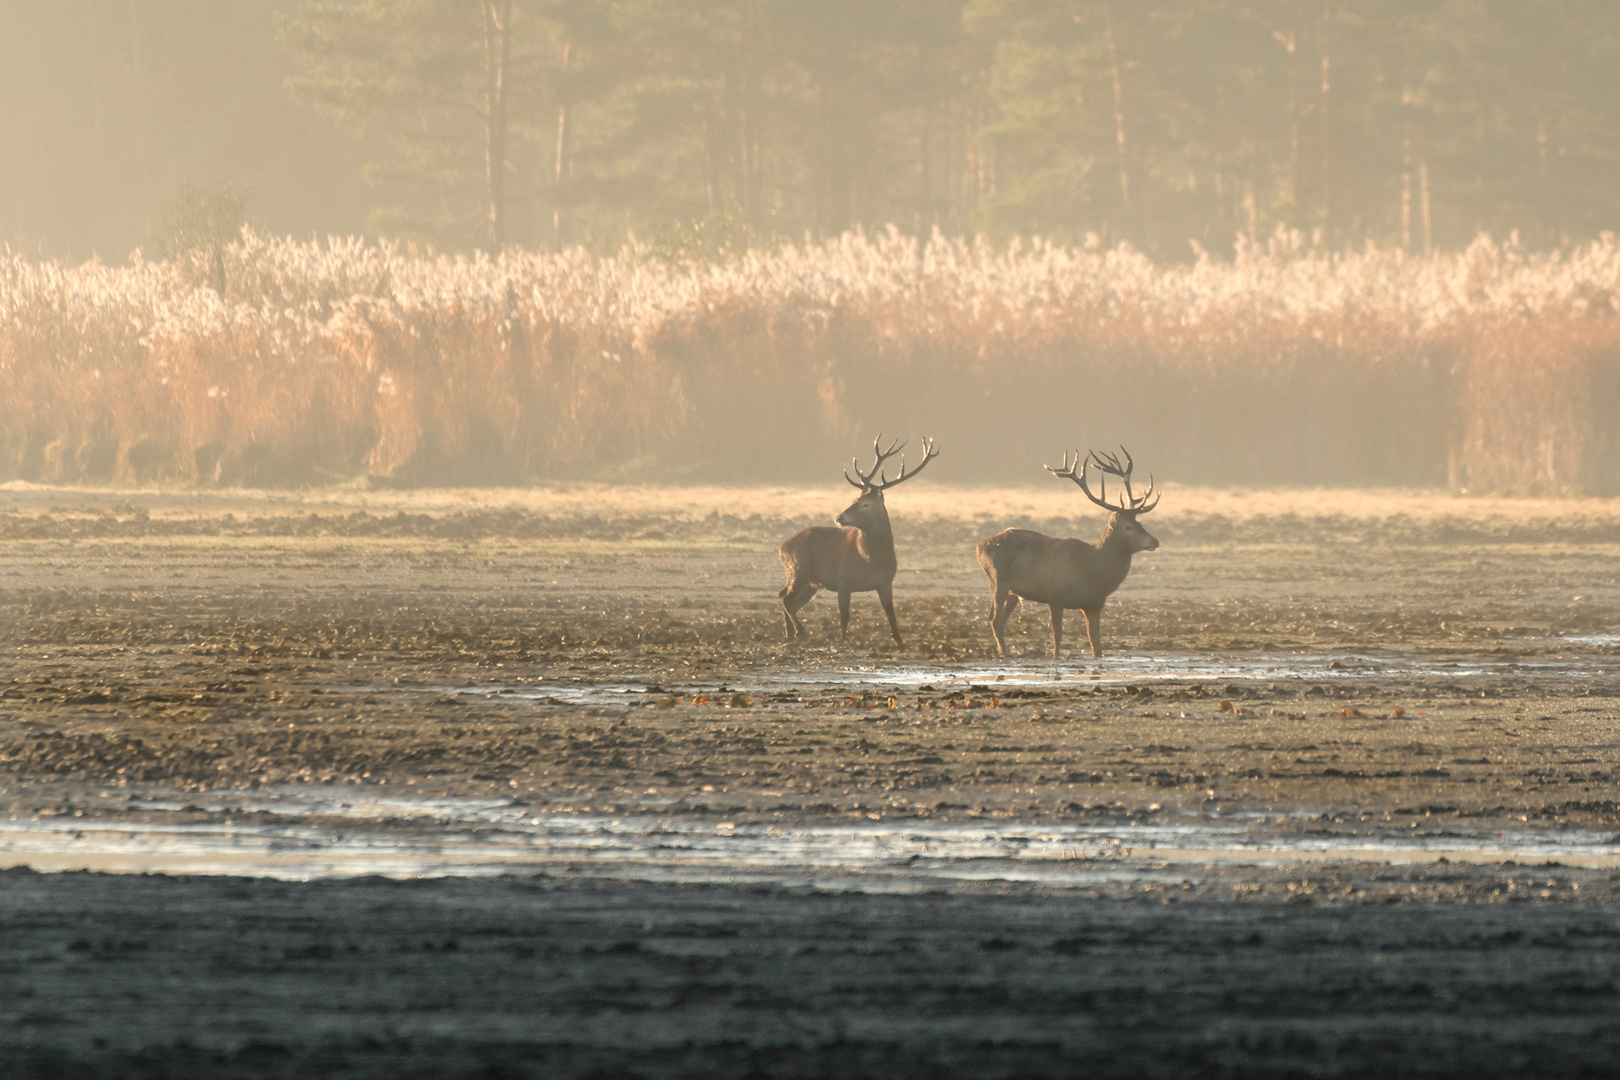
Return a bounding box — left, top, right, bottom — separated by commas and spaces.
3, 2, 1616, 259
277, 0, 1620, 255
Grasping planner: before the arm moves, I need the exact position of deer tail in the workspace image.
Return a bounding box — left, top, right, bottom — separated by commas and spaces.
975, 534, 1002, 580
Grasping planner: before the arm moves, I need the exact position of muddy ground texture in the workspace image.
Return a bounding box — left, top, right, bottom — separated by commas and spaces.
7, 867, 1620, 1080
5, 483, 1620, 1077
4, 484, 1620, 827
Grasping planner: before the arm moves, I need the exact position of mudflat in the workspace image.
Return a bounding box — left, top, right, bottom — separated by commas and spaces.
5, 866, 1620, 1080
3, 482, 1620, 1077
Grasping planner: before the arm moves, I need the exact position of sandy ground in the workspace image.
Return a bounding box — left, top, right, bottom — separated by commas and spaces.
4, 481, 1620, 1076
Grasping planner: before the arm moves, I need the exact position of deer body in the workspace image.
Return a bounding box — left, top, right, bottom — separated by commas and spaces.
978, 447, 1161, 659
779, 436, 937, 643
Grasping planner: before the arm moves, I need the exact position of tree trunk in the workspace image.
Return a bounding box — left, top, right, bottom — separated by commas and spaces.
1420, 159, 1432, 254
703, 111, 719, 215
482, 0, 512, 250
1281, 30, 1299, 225
1535, 106, 1550, 177
1318, 5, 1333, 244
553, 41, 571, 249
921, 104, 933, 232
817, 81, 853, 233
1401, 88, 1413, 251
740, 0, 759, 226
1105, 4, 1134, 242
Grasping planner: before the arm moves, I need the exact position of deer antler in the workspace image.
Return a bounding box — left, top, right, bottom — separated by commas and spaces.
1046, 445, 1159, 514
845, 434, 939, 491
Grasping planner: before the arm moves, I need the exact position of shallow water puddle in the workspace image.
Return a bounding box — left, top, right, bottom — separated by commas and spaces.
4, 788, 1619, 884
371, 650, 1617, 709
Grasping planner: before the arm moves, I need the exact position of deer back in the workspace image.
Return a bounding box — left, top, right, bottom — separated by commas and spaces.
779, 521, 896, 592
979, 520, 1142, 610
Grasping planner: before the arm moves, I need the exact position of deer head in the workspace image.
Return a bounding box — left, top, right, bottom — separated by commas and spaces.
1047, 446, 1161, 553
836, 434, 939, 531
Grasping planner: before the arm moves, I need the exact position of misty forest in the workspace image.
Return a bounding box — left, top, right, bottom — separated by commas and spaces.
3, 1, 1620, 492
7, 1, 1620, 254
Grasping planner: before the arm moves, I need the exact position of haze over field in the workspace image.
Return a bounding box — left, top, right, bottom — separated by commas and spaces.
5, 3, 1620, 493
5, 2, 1620, 259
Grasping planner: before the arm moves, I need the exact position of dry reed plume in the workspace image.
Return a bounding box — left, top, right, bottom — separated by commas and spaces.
3, 229, 1619, 493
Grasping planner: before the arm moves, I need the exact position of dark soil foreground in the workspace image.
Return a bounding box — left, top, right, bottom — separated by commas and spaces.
6, 484, 1620, 1077
5, 866, 1620, 1080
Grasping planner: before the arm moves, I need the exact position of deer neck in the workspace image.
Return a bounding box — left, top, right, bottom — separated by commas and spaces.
1091, 518, 1137, 587
854, 504, 897, 567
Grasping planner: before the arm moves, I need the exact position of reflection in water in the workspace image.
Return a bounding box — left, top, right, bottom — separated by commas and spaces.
371, 648, 1612, 708
4, 787, 1618, 884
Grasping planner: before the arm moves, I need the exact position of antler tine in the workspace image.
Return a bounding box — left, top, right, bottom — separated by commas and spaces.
851, 434, 880, 487
874, 434, 906, 472
1044, 449, 1081, 482
1085, 444, 1159, 510
1085, 446, 1132, 481
1048, 447, 1120, 512
1051, 444, 1158, 514
1078, 457, 1121, 512
1110, 445, 1160, 513
1113, 445, 1142, 507
872, 435, 938, 491
1133, 472, 1161, 513
846, 433, 924, 490
874, 434, 901, 487
1047, 449, 1116, 512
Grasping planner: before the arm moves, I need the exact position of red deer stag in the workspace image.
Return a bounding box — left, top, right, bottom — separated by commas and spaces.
779, 435, 939, 643
976, 447, 1160, 659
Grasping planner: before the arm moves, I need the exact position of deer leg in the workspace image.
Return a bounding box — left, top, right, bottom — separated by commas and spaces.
781, 583, 816, 639
878, 584, 903, 645
1081, 607, 1103, 659
1049, 605, 1064, 659
838, 591, 852, 637
989, 589, 1017, 657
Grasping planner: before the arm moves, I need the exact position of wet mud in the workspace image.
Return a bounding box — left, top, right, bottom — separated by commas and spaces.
7, 867, 1620, 1080
5, 483, 1620, 1076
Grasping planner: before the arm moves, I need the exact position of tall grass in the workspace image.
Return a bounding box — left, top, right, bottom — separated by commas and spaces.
3, 228, 1619, 493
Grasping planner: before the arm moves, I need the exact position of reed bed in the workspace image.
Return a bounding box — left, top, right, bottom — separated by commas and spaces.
3, 229, 1619, 493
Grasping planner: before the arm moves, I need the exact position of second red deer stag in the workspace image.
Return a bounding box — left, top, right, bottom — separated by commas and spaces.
779, 435, 939, 643
976, 447, 1161, 659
